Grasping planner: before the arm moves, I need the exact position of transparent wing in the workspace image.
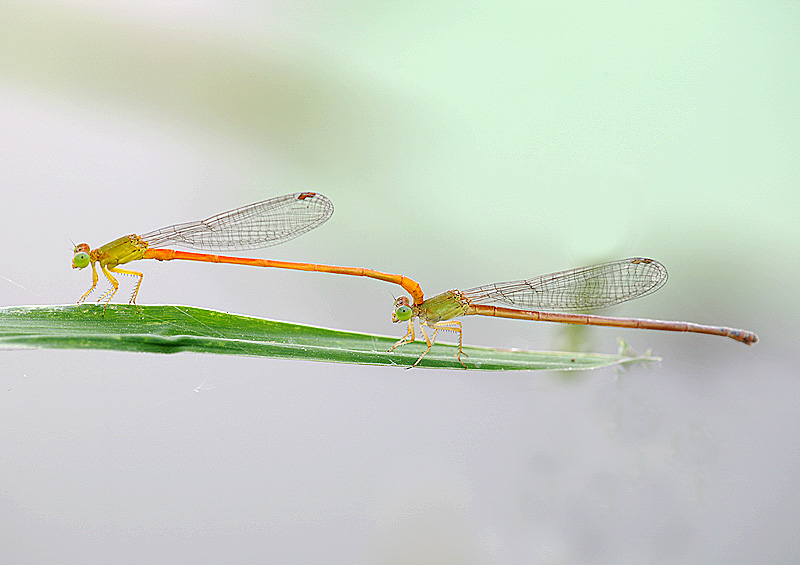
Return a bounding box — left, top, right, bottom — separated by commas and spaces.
462, 258, 668, 311
140, 192, 333, 250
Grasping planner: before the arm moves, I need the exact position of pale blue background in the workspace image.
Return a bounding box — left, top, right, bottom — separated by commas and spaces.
1, 2, 797, 562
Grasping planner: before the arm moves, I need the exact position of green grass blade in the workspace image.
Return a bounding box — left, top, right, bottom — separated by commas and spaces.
0, 305, 659, 371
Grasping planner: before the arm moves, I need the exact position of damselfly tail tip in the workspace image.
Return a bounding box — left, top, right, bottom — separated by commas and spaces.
741, 330, 758, 345
729, 328, 758, 345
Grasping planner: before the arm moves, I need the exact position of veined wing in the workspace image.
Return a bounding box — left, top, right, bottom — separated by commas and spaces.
462, 258, 668, 311
140, 192, 333, 250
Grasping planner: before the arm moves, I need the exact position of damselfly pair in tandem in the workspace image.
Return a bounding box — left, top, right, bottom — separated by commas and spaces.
73, 192, 757, 366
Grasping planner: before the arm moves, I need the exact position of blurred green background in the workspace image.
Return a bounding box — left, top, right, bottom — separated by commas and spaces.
1, 1, 797, 562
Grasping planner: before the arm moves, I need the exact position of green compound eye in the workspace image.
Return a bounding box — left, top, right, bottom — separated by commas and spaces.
73, 251, 90, 268
394, 304, 413, 321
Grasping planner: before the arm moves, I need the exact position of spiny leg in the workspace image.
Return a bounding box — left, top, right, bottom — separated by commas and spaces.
96, 264, 120, 309
388, 319, 416, 353
108, 266, 144, 313
389, 320, 441, 369
77, 262, 100, 304
410, 322, 435, 368
424, 320, 465, 367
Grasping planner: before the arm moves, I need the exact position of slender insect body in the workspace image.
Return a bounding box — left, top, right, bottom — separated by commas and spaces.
72, 192, 424, 314
388, 257, 757, 367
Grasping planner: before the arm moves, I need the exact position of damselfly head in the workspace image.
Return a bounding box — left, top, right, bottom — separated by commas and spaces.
392, 296, 413, 323
72, 244, 91, 269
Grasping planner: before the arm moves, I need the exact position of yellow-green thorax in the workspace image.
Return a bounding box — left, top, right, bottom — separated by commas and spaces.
92, 235, 148, 267
416, 290, 470, 323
